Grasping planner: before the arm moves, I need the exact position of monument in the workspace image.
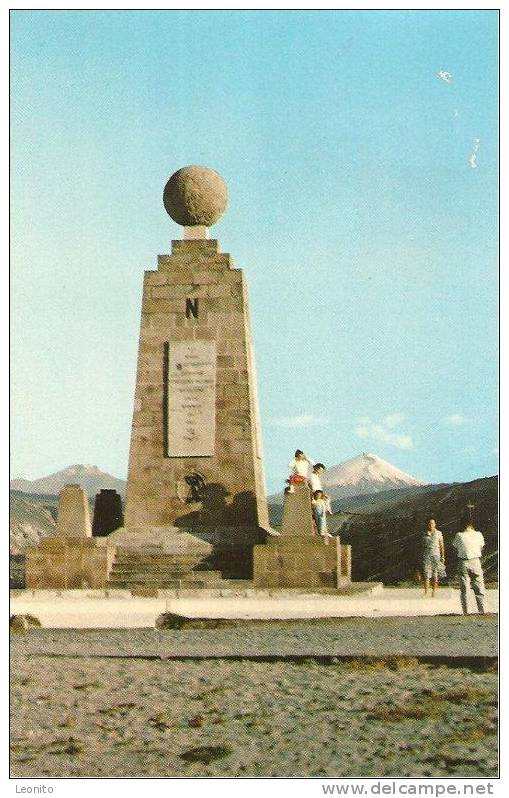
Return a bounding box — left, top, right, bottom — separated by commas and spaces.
23, 165, 356, 593
108, 165, 269, 579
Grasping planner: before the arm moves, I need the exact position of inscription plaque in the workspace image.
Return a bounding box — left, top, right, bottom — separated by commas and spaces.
167, 341, 216, 457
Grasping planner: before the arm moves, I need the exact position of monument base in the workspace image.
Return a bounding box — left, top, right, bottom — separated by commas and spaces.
253, 536, 352, 589
26, 536, 116, 590
102, 524, 266, 582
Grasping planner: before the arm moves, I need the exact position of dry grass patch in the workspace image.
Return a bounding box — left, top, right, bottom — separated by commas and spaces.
98, 702, 136, 717
73, 681, 101, 691
48, 737, 84, 756
345, 656, 421, 672
441, 687, 493, 704
179, 744, 232, 765
148, 711, 178, 731
368, 700, 443, 722
422, 686, 494, 704
441, 724, 497, 745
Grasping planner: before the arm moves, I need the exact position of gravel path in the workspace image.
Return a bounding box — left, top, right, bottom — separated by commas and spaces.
11, 615, 498, 659
10, 654, 497, 778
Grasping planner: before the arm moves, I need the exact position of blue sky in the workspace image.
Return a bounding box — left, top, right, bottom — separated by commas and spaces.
10, 9, 499, 492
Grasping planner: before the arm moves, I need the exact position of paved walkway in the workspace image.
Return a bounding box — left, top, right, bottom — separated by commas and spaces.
10, 586, 498, 629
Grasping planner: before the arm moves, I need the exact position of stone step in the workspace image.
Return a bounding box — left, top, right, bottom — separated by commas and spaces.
107, 579, 226, 590
109, 570, 209, 580
109, 568, 223, 581
113, 555, 205, 565
113, 550, 202, 560
110, 565, 208, 578
110, 560, 214, 570
112, 562, 205, 573
107, 570, 224, 582
107, 546, 227, 591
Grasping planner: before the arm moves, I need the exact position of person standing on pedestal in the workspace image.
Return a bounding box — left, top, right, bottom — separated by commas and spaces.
309, 463, 332, 513
288, 450, 315, 486
452, 517, 486, 615
312, 490, 333, 539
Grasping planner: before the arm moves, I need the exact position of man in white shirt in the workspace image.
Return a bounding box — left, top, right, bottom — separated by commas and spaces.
452, 519, 486, 614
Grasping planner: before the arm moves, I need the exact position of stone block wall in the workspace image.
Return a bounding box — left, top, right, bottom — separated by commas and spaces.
253, 536, 341, 589
341, 544, 352, 581
25, 537, 116, 589
56, 484, 92, 538
280, 482, 315, 536
125, 239, 268, 531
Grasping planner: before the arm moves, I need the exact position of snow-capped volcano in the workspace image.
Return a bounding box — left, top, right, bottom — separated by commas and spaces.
10, 464, 126, 497
269, 453, 427, 504
323, 453, 425, 492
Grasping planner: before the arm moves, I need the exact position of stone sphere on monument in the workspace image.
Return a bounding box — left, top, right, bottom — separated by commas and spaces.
163, 165, 228, 227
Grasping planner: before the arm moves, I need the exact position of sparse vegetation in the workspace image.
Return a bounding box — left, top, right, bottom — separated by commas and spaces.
180, 745, 232, 764
10, 614, 42, 631
368, 699, 444, 722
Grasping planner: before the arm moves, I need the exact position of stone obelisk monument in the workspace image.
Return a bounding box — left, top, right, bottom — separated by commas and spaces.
124, 166, 269, 553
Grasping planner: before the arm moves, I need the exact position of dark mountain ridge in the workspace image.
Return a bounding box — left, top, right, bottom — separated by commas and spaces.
332, 475, 497, 583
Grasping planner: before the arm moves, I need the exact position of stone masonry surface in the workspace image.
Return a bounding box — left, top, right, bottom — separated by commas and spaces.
125, 239, 268, 531
56, 485, 92, 538
25, 538, 115, 589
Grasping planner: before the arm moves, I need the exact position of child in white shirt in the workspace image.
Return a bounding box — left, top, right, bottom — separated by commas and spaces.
312, 490, 333, 538
308, 463, 332, 513
288, 449, 315, 483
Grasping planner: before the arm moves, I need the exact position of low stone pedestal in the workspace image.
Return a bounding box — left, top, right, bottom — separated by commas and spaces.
56, 484, 92, 538
254, 536, 345, 589
253, 481, 352, 589
92, 489, 124, 537
280, 481, 315, 537
25, 483, 116, 589
25, 537, 116, 589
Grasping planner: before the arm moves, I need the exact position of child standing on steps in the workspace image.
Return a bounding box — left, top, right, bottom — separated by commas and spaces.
309, 463, 332, 513
312, 490, 333, 539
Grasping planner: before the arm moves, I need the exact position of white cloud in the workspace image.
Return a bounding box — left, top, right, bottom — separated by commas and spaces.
468, 137, 480, 169
269, 414, 329, 429
355, 416, 414, 450
383, 412, 405, 428
443, 414, 468, 426
437, 69, 453, 83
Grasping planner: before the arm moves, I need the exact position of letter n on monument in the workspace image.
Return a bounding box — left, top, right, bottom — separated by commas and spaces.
125, 166, 269, 538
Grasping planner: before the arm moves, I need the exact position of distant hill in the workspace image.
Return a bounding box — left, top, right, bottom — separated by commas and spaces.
10, 494, 57, 555
331, 475, 498, 584
10, 464, 127, 498
269, 452, 427, 506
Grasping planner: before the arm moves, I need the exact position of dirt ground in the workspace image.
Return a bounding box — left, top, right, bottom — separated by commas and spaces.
11, 653, 497, 778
